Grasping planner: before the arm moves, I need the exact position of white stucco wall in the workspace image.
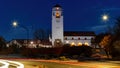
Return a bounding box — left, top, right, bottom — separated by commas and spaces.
52, 7, 64, 45
64, 36, 95, 46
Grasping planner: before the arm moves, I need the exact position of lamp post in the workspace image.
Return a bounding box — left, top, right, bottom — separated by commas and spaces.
102, 14, 109, 22
13, 21, 18, 27
12, 21, 29, 45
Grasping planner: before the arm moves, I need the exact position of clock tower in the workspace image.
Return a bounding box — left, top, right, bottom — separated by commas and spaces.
52, 4, 64, 46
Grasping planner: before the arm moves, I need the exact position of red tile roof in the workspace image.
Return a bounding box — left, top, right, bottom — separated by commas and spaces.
64, 31, 96, 36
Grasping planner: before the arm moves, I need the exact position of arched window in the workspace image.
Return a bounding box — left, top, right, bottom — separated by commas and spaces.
78, 38, 80, 40
71, 42, 75, 46
78, 42, 82, 46
72, 37, 74, 40
85, 38, 87, 40
66, 41, 69, 44
56, 12, 60, 18
84, 42, 89, 46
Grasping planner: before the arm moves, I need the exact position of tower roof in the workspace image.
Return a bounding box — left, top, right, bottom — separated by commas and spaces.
54, 4, 62, 8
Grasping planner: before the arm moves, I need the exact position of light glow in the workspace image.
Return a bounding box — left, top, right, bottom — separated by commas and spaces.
56, 7, 59, 10
66, 41, 69, 44
13, 21, 18, 27
78, 42, 82, 46
0, 60, 9, 68
56, 12, 60, 17
56, 40, 60, 43
71, 42, 75, 46
85, 42, 89, 46
30, 41, 34, 44
102, 14, 109, 21
0, 60, 24, 68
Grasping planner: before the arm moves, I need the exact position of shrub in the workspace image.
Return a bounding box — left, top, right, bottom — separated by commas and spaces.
59, 56, 68, 61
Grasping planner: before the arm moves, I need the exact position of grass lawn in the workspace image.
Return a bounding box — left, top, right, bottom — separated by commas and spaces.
17, 60, 87, 68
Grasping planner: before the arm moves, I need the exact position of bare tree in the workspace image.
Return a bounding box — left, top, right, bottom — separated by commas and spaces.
0, 36, 6, 49
33, 28, 45, 40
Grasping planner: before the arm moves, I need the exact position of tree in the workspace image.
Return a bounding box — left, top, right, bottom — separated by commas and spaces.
103, 17, 120, 59
33, 28, 45, 40
93, 33, 107, 48
113, 17, 120, 40
9, 43, 20, 53
99, 35, 111, 48
113, 40, 120, 56
99, 35, 112, 58
0, 36, 6, 49
109, 17, 120, 59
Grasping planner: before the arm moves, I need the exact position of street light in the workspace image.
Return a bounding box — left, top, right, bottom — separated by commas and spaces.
13, 21, 18, 27
102, 14, 109, 21
12, 21, 29, 45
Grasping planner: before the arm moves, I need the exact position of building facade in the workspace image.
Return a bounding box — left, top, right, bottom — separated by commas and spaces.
7, 4, 96, 48
52, 4, 64, 46
7, 39, 52, 48
64, 31, 95, 47
51, 4, 95, 46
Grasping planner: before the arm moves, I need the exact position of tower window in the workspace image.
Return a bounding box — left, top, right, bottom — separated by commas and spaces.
56, 12, 60, 18
53, 12, 55, 16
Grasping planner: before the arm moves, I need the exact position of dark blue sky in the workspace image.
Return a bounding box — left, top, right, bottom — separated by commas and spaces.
0, 0, 120, 41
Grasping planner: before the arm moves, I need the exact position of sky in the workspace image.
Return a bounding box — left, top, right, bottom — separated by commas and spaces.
0, 0, 120, 41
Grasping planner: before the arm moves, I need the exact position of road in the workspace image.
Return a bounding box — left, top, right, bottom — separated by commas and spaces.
0, 59, 120, 68
31, 59, 120, 68
0, 59, 24, 68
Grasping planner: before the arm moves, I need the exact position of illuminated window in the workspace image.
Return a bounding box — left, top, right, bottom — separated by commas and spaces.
56, 40, 60, 43
78, 42, 82, 46
30, 41, 34, 44
84, 42, 89, 46
56, 7, 59, 10
56, 12, 60, 18
71, 42, 75, 46
66, 41, 69, 44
